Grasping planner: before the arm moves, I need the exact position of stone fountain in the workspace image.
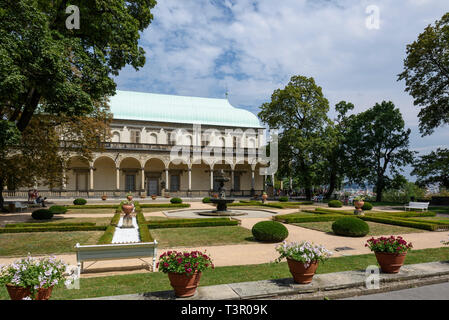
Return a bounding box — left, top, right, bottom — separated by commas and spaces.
198, 169, 246, 216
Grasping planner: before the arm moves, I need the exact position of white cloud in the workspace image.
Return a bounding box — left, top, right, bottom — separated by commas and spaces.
115, 0, 449, 154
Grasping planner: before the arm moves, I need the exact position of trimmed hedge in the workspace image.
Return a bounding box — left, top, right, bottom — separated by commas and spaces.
359, 215, 439, 231
275, 213, 345, 223
97, 225, 116, 244
31, 209, 53, 220
68, 204, 120, 209
146, 218, 239, 229
139, 203, 190, 208
170, 197, 183, 204
367, 211, 436, 218
332, 217, 370, 237
202, 197, 211, 203
362, 202, 373, 211
0, 225, 106, 234
252, 221, 289, 242
49, 205, 68, 214
73, 198, 87, 205
5, 222, 95, 228
278, 196, 289, 202
136, 211, 154, 242
328, 200, 343, 208
312, 208, 354, 215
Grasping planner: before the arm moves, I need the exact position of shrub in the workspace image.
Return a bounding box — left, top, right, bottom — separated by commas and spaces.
48, 205, 68, 214
278, 196, 289, 202
328, 200, 343, 208
362, 202, 373, 211
73, 198, 87, 205
147, 218, 239, 229
331, 217, 369, 237
274, 214, 345, 223
31, 209, 54, 220
252, 221, 289, 242
202, 197, 211, 203
170, 197, 182, 204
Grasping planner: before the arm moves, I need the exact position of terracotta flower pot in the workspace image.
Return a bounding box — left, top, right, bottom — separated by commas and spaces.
127, 195, 133, 201
101, 195, 107, 201
35, 286, 54, 300
167, 271, 202, 297
151, 195, 157, 200
5, 284, 31, 300
122, 204, 133, 214
287, 258, 319, 284
375, 252, 407, 273
354, 200, 365, 209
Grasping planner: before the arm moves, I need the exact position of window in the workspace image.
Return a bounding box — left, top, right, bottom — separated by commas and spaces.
234, 174, 240, 191
130, 130, 141, 143
112, 132, 120, 143
170, 175, 180, 192
148, 133, 157, 144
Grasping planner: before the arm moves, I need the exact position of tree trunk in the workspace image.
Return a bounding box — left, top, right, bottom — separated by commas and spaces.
325, 169, 337, 200
375, 181, 384, 202
0, 181, 4, 212
305, 187, 312, 201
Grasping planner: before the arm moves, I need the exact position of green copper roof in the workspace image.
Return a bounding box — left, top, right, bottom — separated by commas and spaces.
109, 90, 262, 128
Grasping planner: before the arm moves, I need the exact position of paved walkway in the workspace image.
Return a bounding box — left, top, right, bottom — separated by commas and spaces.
1, 202, 448, 277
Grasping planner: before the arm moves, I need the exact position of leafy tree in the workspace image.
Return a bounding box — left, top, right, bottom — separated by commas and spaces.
322, 101, 354, 199
412, 148, 449, 189
258, 75, 331, 200
398, 12, 449, 136
344, 101, 415, 202
0, 0, 156, 207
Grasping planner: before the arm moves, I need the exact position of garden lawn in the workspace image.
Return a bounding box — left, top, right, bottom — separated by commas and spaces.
0, 231, 104, 256
293, 221, 428, 236
10, 217, 113, 226
429, 206, 449, 215
1, 247, 447, 300
150, 226, 254, 248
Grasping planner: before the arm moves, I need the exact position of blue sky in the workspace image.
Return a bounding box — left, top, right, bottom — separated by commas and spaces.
115, 0, 449, 179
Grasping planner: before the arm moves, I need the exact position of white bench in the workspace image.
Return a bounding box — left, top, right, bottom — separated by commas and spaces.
15, 202, 28, 212
404, 202, 430, 212
75, 241, 158, 274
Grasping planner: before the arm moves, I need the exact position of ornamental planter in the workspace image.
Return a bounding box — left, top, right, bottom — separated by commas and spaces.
151, 195, 157, 200
286, 258, 319, 284
35, 286, 54, 300
127, 195, 133, 201
262, 194, 268, 203
168, 271, 202, 297
354, 200, 364, 209
374, 252, 407, 274
101, 195, 107, 201
5, 284, 31, 300
122, 204, 134, 214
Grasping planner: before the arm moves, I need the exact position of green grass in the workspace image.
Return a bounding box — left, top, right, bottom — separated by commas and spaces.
150, 226, 254, 248
429, 206, 449, 215
369, 202, 405, 207
294, 221, 428, 236
66, 209, 117, 214
1, 247, 447, 300
6, 217, 113, 226
0, 231, 104, 257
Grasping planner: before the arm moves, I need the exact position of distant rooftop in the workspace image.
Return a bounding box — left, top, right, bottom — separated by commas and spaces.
109, 90, 263, 128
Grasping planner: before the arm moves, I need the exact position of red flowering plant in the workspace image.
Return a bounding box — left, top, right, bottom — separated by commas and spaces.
157, 250, 214, 276
365, 236, 413, 254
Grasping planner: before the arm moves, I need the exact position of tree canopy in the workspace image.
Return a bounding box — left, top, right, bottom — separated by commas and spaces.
412, 148, 449, 189
258, 75, 331, 200
398, 12, 449, 136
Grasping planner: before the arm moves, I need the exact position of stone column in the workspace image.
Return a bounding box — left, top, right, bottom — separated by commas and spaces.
230, 169, 235, 192
140, 167, 145, 196
88, 166, 94, 197
115, 167, 120, 196
251, 170, 255, 190
165, 169, 170, 191
188, 168, 192, 191
210, 169, 214, 191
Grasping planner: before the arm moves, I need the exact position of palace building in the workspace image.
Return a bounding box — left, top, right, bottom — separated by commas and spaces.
43, 90, 269, 198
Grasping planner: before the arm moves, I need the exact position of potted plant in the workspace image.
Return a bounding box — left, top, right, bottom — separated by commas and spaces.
353, 196, 365, 209
157, 250, 214, 297
0, 256, 69, 300
151, 194, 157, 200
261, 192, 268, 203
140, 194, 146, 199
275, 241, 332, 284
101, 194, 107, 201
126, 193, 133, 201
365, 236, 413, 273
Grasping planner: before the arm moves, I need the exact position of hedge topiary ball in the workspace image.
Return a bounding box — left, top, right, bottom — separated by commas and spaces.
328, 200, 343, 208
331, 217, 369, 237
49, 205, 68, 214
73, 198, 87, 205
252, 221, 289, 242
202, 197, 211, 203
32, 209, 54, 220
278, 196, 289, 202
170, 197, 182, 204
362, 202, 373, 211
